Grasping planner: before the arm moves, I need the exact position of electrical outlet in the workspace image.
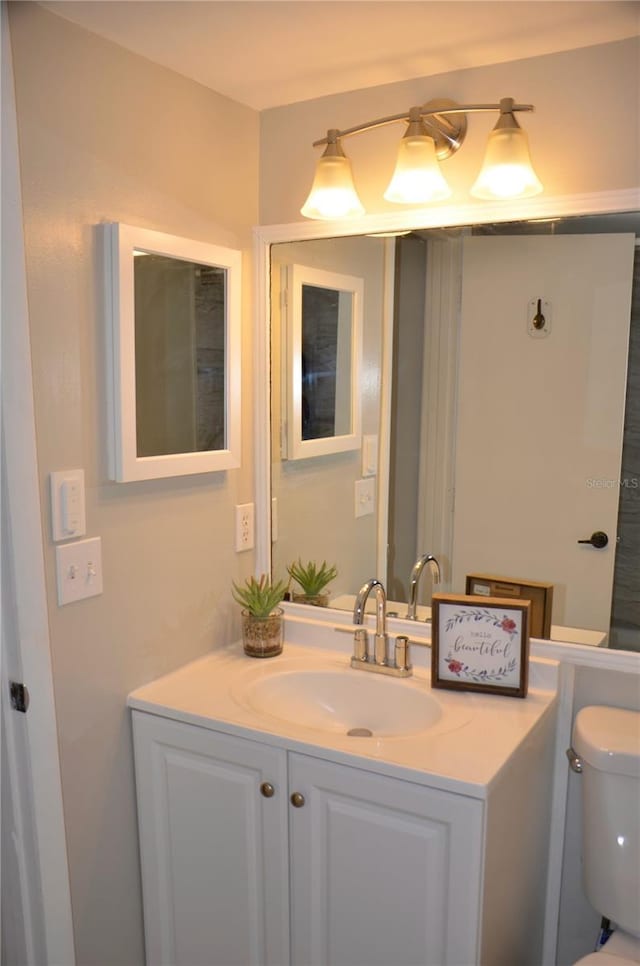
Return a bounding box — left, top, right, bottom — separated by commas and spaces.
235, 503, 255, 552
355, 478, 375, 518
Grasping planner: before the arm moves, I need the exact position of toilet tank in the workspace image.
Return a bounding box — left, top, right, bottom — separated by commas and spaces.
573, 706, 640, 937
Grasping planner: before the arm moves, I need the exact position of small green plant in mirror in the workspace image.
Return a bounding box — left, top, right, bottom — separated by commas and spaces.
232, 574, 288, 620
287, 559, 338, 606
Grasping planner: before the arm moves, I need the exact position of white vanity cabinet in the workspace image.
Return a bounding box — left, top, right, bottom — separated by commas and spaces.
132, 711, 485, 966
288, 752, 483, 966
132, 713, 290, 966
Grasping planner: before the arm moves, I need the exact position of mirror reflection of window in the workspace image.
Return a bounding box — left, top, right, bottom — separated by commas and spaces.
133, 252, 226, 457
301, 284, 353, 441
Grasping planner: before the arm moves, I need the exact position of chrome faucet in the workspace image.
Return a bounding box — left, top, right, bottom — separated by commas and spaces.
352, 578, 412, 677
406, 554, 441, 620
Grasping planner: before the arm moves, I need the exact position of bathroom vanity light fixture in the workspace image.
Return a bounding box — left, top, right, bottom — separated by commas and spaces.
301, 97, 543, 219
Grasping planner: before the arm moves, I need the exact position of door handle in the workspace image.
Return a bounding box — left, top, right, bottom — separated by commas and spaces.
577, 531, 609, 549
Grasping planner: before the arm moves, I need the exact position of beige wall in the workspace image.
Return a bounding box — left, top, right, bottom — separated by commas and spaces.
8, 4, 259, 962
260, 38, 640, 225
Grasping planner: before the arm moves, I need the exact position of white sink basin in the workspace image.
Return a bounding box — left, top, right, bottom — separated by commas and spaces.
232, 659, 470, 738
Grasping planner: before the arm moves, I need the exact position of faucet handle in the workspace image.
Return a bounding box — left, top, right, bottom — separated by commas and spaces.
394, 635, 412, 672
353, 627, 368, 663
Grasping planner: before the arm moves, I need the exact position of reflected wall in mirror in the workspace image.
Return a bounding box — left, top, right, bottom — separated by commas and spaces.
105, 223, 241, 482
134, 253, 225, 458
271, 237, 390, 599
283, 264, 363, 460
269, 213, 640, 650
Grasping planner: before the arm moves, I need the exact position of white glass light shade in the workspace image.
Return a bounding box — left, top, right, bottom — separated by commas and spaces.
384, 134, 451, 204
300, 154, 365, 220
471, 124, 543, 200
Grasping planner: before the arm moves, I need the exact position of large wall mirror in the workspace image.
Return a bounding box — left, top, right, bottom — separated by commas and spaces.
265, 206, 639, 651
105, 223, 241, 481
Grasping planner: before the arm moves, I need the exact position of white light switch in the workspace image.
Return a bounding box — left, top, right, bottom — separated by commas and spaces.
55, 537, 103, 605
362, 435, 378, 477
355, 478, 375, 518
50, 469, 86, 541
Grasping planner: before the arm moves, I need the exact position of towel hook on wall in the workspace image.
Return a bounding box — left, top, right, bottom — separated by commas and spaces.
528, 296, 552, 337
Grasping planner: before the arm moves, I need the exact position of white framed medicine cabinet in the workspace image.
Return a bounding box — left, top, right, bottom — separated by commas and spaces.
282, 263, 363, 460
105, 223, 242, 482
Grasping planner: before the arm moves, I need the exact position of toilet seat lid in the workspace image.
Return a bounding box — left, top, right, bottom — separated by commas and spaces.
573, 706, 640, 777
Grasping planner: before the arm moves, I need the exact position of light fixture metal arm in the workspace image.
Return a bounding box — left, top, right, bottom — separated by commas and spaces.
312, 100, 534, 147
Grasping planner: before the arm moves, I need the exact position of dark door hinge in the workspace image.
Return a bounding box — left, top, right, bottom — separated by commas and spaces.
9, 681, 29, 713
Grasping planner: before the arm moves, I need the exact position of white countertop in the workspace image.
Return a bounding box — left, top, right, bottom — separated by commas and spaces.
129, 622, 559, 800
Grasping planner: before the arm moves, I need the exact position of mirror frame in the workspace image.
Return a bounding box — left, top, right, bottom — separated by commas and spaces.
283, 262, 363, 460
105, 222, 242, 482
252, 187, 640, 574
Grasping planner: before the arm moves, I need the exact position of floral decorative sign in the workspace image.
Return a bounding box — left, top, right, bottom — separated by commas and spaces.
431, 594, 530, 698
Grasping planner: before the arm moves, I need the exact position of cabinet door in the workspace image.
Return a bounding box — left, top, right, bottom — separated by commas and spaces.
132, 712, 289, 966
289, 753, 483, 966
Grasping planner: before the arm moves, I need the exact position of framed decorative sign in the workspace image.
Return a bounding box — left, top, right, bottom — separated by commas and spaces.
431, 593, 530, 698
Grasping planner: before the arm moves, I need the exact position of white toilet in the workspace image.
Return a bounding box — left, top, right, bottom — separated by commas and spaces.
572, 705, 640, 965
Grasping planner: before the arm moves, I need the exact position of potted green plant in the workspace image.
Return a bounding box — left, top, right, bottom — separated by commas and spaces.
232, 574, 288, 658
287, 559, 338, 607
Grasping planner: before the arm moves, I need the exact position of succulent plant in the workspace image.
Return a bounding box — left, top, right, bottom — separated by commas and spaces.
287, 559, 338, 597
231, 574, 288, 621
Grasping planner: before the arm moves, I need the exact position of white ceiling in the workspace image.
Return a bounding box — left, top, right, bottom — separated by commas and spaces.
41, 1, 639, 111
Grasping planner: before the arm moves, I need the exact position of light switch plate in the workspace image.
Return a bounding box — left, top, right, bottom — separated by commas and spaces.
355, 478, 375, 518
50, 469, 86, 542
56, 537, 103, 605
362, 435, 378, 477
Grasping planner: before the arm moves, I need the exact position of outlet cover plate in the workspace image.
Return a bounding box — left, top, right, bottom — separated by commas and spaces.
235, 503, 255, 552
355, 478, 375, 518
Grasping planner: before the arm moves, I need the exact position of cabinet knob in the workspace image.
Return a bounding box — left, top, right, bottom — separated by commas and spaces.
260, 782, 275, 798
290, 791, 305, 808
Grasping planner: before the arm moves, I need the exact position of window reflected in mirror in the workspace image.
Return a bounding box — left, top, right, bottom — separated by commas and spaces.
301, 282, 353, 442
